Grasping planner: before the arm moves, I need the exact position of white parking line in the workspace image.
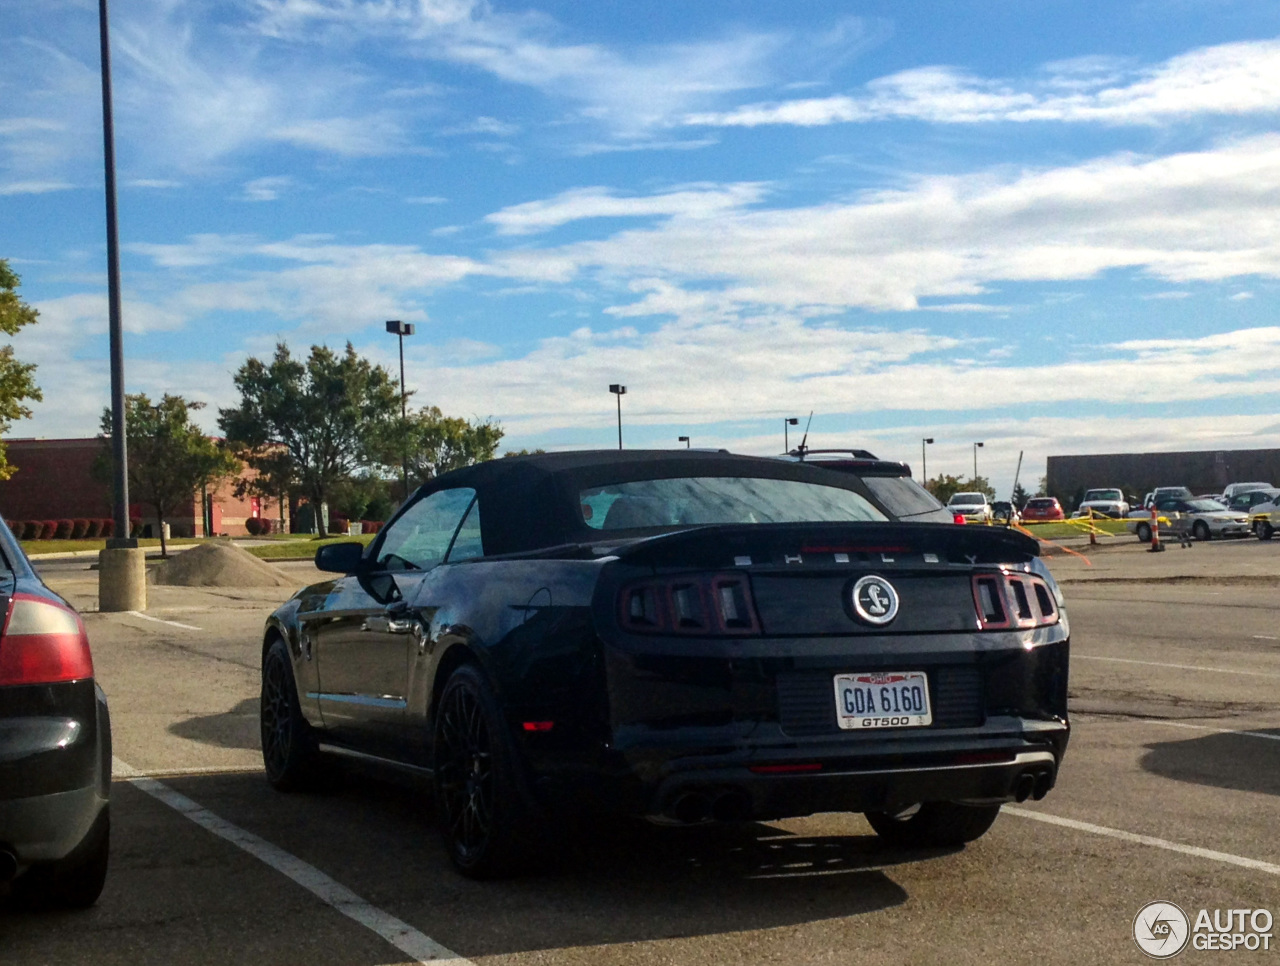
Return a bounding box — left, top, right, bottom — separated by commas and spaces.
1074, 654, 1280, 678
1252, 635, 1280, 641
1005, 807, 1280, 876
112, 757, 472, 966
1074, 715, 1280, 742
124, 610, 203, 631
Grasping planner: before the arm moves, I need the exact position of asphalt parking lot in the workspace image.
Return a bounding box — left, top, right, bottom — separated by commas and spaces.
5, 537, 1280, 964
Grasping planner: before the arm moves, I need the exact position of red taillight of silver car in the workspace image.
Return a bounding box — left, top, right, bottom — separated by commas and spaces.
619, 574, 761, 636
0, 593, 93, 685
972, 573, 1059, 630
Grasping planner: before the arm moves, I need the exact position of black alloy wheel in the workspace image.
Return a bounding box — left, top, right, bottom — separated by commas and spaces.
1192, 520, 1211, 542
1135, 522, 1152, 543
433, 664, 531, 878
260, 638, 321, 791
864, 801, 1001, 848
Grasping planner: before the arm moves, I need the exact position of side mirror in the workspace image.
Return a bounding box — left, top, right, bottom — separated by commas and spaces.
315, 541, 365, 574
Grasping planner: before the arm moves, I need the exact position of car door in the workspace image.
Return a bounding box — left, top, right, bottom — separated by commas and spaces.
308, 487, 477, 752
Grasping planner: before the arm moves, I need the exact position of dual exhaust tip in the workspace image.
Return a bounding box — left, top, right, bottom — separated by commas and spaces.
1013, 769, 1054, 803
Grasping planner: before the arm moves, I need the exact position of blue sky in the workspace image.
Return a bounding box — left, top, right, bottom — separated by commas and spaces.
3, 0, 1280, 497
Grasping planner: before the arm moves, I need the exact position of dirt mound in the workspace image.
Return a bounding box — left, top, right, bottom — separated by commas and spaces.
149, 540, 296, 588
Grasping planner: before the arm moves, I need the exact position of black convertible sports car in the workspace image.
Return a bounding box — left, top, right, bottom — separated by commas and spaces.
260, 451, 1069, 877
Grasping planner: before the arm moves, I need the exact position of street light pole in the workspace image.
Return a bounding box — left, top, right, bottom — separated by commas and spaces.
973, 441, 984, 480
98, 0, 131, 549
784, 416, 799, 454
386, 320, 415, 497
678, 436, 690, 448
609, 384, 626, 449
921, 437, 934, 483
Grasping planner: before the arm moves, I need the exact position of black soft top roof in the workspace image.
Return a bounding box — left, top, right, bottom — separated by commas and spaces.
419, 450, 886, 556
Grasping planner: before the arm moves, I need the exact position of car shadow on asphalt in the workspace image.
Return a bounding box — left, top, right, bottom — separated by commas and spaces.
0, 767, 970, 961
1140, 729, 1280, 796
166, 697, 259, 750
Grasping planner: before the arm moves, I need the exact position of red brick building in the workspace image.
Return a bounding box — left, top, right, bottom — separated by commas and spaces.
0, 437, 273, 537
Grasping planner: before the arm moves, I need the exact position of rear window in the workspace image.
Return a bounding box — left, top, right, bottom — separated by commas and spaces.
948, 493, 985, 505
579, 476, 887, 530
1084, 489, 1121, 501
1027, 498, 1056, 508
862, 477, 953, 522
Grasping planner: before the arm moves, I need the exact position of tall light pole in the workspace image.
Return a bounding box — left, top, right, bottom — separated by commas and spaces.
973, 440, 985, 480
678, 435, 690, 448
98, 0, 131, 550
386, 320, 415, 496
784, 416, 799, 454
921, 437, 934, 484
609, 384, 626, 449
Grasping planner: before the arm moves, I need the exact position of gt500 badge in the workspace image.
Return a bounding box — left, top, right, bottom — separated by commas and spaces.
851, 575, 899, 625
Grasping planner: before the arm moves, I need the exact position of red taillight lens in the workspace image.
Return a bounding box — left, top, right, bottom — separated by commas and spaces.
0, 593, 93, 685
971, 573, 1059, 630
953, 512, 967, 525
619, 574, 760, 636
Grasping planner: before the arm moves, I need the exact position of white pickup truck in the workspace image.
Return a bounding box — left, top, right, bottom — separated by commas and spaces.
1076, 488, 1129, 518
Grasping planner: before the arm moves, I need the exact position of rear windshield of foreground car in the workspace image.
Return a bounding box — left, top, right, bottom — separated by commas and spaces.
862, 477, 953, 522
579, 476, 887, 530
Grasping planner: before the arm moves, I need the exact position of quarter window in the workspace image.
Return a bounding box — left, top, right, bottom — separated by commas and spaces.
446, 499, 484, 562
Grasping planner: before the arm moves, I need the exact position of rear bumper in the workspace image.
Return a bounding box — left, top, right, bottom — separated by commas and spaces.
0, 680, 111, 871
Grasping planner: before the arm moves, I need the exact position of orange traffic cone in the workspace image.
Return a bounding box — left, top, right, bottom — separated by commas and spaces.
1148, 507, 1164, 553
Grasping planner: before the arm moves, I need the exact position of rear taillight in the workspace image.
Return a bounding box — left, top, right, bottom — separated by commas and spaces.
0, 593, 93, 685
619, 574, 760, 636
953, 512, 967, 525
972, 572, 1059, 630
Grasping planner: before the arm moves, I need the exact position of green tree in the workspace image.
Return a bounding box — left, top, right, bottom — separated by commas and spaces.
95, 394, 241, 557
219, 342, 401, 534
0, 260, 43, 479
1011, 482, 1031, 508
374, 405, 504, 488
926, 474, 994, 504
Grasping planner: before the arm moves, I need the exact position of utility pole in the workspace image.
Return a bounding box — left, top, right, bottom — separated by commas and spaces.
609, 384, 626, 449
386, 320, 415, 497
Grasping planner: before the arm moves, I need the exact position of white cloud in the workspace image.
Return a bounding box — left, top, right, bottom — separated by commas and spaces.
0, 180, 74, 195
684, 36, 1280, 128
488, 136, 1280, 311
240, 176, 294, 202
1229, 291, 1255, 301
485, 182, 768, 235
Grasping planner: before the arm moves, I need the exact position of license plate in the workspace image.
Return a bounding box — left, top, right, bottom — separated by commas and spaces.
834, 671, 932, 730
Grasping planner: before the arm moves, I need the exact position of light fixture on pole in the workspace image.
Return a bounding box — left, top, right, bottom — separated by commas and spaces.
609, 384, 626, 449
386, 320, 415, 496
921, 437, 934, 483
678, 436, 690, 449
973, 441, 984, 480
784, 416, 799, 454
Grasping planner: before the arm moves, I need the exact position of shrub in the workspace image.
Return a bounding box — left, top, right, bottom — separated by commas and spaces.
361, 520, 382, 534
54, 519, 74, 539
244, 517, 266, 536
85, 519, 101, 538
258, 518, 275, 535
330, 516, 349, 534
6, 519, 22, 538
39, 521, 57, 540
129, 518, 142, 538
22, 521, 40, 540
99, 519, 114, 538
71, 518, 90, 539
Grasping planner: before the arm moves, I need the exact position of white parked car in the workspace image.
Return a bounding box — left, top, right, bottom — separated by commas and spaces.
947, 491, 993, 522
1126, 498, 1250, 542
1076, 487, 1129, 518
1222, 481, 1273, 502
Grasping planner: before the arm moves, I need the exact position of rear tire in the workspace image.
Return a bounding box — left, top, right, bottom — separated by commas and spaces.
1135, 522, 1151, 543
260, 638, 322, 791
433, 664, 535, 878
1192, 520, 1211, 542
1257, 522, 1274, 541
865, 801, 1001, 848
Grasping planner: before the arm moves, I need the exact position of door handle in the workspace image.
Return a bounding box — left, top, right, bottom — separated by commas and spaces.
361, 609, 417, 635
